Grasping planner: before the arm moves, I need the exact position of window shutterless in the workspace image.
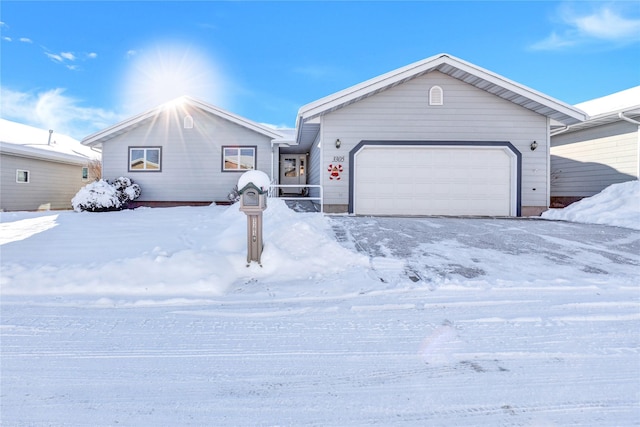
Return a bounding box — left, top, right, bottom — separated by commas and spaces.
129, 147, 162, 172
222, 146, 256, 171
16, 169, 29, 183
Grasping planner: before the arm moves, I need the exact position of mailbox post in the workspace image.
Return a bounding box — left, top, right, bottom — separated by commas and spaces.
238, 181, 267, 266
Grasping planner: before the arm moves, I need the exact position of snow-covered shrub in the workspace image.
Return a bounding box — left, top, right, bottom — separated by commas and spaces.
228, 185, 240, 203
72, 177, 141, 212
111, 176, 141, 205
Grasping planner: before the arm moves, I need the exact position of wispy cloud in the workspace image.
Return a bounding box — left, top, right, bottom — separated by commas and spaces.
2, 36, 11, 42
60, 52, 76, 61
0, 87, 124, 139
44, 49, 97, 70
45, 52, 64, 63
532, 3, 640, 50
19, 37, 32, 43
126, 49, 138, 58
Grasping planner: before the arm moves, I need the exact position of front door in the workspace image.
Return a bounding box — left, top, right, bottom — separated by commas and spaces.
280, 155, 307, 194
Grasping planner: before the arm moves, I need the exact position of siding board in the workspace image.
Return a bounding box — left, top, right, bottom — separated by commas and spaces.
551, 121, 638, 197
317, 71, 548, 210
1, 154, 89, 211
101, 107, 273, 203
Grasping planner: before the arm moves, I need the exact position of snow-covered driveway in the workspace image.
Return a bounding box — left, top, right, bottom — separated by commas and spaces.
1, 201, 639, 426
331, 215, 639, 287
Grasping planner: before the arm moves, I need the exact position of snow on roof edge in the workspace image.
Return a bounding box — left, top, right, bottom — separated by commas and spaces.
575, 86, 640, 117
82, 96, 286, 147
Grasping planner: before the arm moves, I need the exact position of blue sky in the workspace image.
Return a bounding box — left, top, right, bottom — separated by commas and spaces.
1, 1, 639, 139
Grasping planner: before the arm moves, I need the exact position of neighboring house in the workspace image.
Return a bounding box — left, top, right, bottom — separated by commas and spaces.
550, 86, 640, 207
0, 119, 100, 211
81, 97, 289, 207
289, 53, 586, 216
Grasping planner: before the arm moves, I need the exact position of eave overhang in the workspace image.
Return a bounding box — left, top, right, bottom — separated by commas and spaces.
295, 53, 588, 150
82, 96, 286, 148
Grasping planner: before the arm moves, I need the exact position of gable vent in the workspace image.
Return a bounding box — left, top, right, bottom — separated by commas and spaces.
429, 86, 443, 105
184, 115, 194, 129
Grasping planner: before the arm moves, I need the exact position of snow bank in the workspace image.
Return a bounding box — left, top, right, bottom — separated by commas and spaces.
542, 181, 640, 230
0, 199, 368, 297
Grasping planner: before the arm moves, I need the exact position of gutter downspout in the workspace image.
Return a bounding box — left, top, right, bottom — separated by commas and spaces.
618, 111, 640, 179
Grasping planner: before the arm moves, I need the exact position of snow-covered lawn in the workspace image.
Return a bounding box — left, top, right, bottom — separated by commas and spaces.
1, 182, 639, 425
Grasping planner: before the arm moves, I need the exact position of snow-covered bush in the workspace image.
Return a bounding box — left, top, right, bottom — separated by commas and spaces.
227, 185, 240, 203
72, 177, 141, 212
112, 177, 141, 205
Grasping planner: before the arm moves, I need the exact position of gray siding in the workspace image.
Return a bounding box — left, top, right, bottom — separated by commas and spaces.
316, 71, 548, 210
101, 107, 273, 202
551, 121, 638, 197
307, 132, 321, 199
1, 154, 89, 211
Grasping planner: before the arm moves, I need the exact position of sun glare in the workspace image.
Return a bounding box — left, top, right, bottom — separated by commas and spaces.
122, 42, 227, 113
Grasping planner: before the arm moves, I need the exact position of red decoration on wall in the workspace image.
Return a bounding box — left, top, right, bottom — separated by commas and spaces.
328, 164, 343, 180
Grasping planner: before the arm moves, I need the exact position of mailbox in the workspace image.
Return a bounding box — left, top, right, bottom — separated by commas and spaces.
238, 181, 268, 266
239, 182, 267, 212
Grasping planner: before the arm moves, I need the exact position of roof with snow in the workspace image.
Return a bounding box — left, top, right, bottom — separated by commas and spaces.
0, 118, 99, 165
556, 86, 640, 133
295, 53, 588, 148
82, 96, 289, 148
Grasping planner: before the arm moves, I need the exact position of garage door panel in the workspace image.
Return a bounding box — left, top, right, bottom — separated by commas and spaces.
354, 146, 515, 216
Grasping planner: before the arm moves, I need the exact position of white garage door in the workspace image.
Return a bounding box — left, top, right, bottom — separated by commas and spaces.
354, 145, 515, 216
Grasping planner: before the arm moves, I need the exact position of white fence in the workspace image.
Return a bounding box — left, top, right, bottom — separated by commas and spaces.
269, 184, 323, 213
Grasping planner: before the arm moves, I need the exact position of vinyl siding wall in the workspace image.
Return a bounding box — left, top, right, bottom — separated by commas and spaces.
316, 71, 548, 211
1, 154, 89, 211
101, 107, 273, 203
307, 132, 322, 199
551, 121, 638, 197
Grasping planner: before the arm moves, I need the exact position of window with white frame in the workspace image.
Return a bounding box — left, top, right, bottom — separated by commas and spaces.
222, 146, 256, 171
16, 169, 29, 183
429, 85, 444, 105
82, 167, 89, 180
129, 147, 161, 171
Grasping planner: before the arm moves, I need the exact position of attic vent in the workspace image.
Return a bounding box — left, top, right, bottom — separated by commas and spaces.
429, 86, 443, 106
184, 115, 194, 129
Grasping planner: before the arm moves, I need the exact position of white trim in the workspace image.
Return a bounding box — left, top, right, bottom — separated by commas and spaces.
546, 117, 551, 208
16, 169, 30, 183
429, 86, 443, 105
297, 54, 587, 125
82, 96, 284, 147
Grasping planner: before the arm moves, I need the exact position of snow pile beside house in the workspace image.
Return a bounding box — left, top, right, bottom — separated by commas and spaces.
542, 180, 640, 230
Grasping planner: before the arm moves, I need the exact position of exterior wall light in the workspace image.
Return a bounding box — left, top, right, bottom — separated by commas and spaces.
335, 139, 341, 149
530, 140, 538, 151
